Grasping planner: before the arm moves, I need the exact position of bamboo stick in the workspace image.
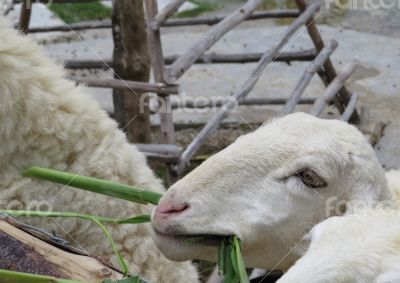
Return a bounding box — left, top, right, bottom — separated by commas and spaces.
151, 0, 186, 29
281, 39, 338, 115
176, 2, 321, 175
340, 92, 359, 121
310, 63, 356, 117
168, 0, 264, 80
71, 78, 178, 94
63, 49, 316, 69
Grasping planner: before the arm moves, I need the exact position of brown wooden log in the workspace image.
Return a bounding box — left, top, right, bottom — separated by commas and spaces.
175, 2, 321, 175
112, 0, 152, 143
63, 49, 317, 69
18, 0, 31, 34
0, 220, 122, 282
168, 0, 264, 80
281, 39, 338, 115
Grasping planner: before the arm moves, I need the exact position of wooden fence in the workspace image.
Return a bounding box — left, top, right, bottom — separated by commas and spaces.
17, 0, 359, 180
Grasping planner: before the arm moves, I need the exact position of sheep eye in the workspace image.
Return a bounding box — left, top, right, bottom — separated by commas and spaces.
298, 169, 327, 189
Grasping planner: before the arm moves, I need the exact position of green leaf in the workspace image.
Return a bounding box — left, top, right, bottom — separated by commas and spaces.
24, 166, 162, 205
233, 236, 249, 283
0, 269, 83, 282
117, 215, 151, 224
103, 276, 147, 283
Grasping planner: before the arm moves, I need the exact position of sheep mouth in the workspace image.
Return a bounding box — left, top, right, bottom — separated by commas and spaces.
154, 230, 229, 247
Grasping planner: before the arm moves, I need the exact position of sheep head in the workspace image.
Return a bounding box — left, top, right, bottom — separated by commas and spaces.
151, 112, 391, 269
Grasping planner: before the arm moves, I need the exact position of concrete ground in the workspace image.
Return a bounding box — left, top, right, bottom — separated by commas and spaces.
17, 5, 400, 169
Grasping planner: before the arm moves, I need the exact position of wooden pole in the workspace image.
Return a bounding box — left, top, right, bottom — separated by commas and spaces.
163, 97, 316, 111
163, 9, 300, 27
281, 39, 338, 115
144, 0, 176, 184
111, 0, 152, 143
294, 0, 359, 123
151, 0, 186, 29
18, 0, 31, 34
310, 63, 356, 117
63, 49, 317, 69
340, 92, 359, 121
176, 2, 321, 175
72, 78, 178, 94
27, 10, 301, 33
168, 0, 264, 80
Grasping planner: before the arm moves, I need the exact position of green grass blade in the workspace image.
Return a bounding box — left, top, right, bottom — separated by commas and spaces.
117, 215, 151, 224
90, 217, 129, 276
217, 239, 226, 275
0, 269, 83, 282
24, 166, 162, 205
233, 236, 249, 283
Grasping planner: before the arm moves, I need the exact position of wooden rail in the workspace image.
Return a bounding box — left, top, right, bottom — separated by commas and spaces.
72, 78, 179, 95
27, 10, 300, 33
63, 49, 317, 69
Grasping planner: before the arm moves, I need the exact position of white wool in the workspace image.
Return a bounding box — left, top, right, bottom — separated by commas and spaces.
0, 17, 198, 283
277, 210, 400, 283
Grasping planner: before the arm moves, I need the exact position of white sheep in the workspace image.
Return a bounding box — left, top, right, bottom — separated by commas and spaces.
277, 209, 400, 283
151, 112, 398, 273
0, 17, 198, 283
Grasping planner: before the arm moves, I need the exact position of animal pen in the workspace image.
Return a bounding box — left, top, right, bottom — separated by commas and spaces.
17, 0, 365, 184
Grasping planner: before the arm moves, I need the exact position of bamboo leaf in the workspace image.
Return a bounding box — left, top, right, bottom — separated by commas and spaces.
24, 166, 162, 205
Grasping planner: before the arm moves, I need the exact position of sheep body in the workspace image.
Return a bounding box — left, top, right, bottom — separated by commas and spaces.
277, 210, 400, 283
0, 17, 198, 283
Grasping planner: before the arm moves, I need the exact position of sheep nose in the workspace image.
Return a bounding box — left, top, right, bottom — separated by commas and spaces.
154, 201, 189, 218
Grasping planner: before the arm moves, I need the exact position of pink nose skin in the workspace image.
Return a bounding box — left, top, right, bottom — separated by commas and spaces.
155, 202, 189, 218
